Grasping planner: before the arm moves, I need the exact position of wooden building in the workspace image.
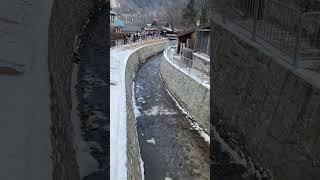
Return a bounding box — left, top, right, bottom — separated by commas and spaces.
176, 25, 210, 59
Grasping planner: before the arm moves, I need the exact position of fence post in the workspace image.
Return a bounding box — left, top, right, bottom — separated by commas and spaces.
252, 0, 260, 41
293, 13, 304, 67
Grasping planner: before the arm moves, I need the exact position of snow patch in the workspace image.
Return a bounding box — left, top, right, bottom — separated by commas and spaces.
165, 177, 173, 180
140, 156, 145, 180
136, 84, 144, 90
162, 83, 190, 116
110, 46, 135, 180
137, 97, 145, 104
146, 138, 156, 145
143, 106, 159, 116
132, 81, 141, 118
143, 106, 177, 116
190, 121, 210, 143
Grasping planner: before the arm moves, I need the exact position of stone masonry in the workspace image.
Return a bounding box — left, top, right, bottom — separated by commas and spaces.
161, 53, 210, 133
125, 42, 167, 179
212, 18, 320, 180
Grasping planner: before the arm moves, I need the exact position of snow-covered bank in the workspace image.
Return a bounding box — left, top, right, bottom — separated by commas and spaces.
110, 40, 166, 180
110, 46, 134, 180
163, 83, 210, 144
132, 81, 145, 180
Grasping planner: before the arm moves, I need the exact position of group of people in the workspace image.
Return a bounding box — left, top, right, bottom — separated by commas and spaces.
123, 32, 141, 44
123, 30, 163, 45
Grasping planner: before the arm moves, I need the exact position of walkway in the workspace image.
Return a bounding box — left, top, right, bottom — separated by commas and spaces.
133, 54, 210, 180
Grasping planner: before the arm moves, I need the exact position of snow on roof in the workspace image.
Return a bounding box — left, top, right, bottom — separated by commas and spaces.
161, 27, 173, 32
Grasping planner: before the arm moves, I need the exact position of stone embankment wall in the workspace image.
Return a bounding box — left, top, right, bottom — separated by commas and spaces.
212, 19, 320, 180
160, 53, 210, 133
125, 42, 167, 179
48, 1, 105, 179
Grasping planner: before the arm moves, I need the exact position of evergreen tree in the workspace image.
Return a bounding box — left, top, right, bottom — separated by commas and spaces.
200, 0, 209, 25
181, 0, 197, 27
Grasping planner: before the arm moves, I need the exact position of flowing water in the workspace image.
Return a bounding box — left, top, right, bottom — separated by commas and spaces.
134, 54, 210, 180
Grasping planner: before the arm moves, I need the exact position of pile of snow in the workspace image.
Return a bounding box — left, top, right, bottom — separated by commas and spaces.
132, 81, 145, 180
132, 81, 142, 118
146, 138, 156, 145
143, 105, 177, 116
190, 122, 210, 144
110, 46, 134, 180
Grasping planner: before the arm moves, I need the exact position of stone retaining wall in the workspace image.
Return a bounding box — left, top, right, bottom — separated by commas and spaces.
193, 52, 210, 76
125, 42, 167, 179
212, 19, 320, 180
160, 53, 210, 133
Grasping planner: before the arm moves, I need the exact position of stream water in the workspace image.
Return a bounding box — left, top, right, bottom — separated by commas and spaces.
134, 54, 210, 180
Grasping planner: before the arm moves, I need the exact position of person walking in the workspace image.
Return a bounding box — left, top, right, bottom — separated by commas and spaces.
123, 34, 127, 44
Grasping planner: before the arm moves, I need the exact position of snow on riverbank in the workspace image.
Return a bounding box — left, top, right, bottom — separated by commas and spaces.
110, 40, 165, 180
162, 80, 210, 144
110, 46, 134, 180
132, 81, 145, 180
132, 81, 142, 118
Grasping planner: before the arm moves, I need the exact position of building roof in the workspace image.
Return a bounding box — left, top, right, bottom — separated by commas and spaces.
161, 26, 173, 32
177, 28, 196, 37
114, 16, 125, 28
196, 25, 210, 31
110, 10, 117, 15
151, 20, 159, 28
143, 27, 159, 31
177, 25, 211, 37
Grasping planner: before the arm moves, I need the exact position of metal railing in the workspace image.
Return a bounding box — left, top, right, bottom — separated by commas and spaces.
164, 42, 210, 85
215, 0, 320, 66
